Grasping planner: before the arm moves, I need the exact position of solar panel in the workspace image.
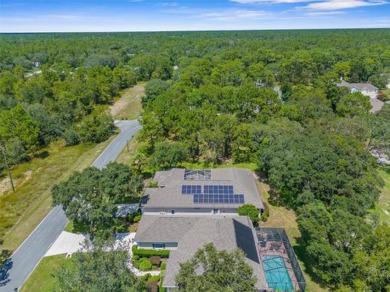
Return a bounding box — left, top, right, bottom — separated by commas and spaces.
193, 194, 245, 204
204, 185, 234, 195
182, 185, 201, 195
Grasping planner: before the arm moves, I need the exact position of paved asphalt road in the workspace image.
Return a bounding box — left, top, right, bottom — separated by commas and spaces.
0, 120, 141, 292
93, 120, 142, 169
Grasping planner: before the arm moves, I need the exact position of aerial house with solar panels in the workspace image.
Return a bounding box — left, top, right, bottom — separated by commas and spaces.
135, 168, 306, 291
139, 168, 264, 216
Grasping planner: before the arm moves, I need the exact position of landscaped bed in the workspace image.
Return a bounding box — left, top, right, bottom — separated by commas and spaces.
132, 245, 169, 272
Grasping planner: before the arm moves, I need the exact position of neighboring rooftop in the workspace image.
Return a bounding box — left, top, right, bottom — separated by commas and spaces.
338, 80, 378, 92
135, 215, 267, 290
141, 168, 264, 211
115, 203, 139, 218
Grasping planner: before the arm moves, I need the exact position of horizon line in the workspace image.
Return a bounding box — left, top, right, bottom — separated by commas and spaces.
1, 27, 389, 34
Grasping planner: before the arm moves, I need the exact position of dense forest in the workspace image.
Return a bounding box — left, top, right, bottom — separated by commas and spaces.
1, 29, 390, 290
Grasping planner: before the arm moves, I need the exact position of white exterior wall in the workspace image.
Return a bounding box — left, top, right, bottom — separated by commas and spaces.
143, 207, 239, 216
137, 242, 178, 250
360, 89, 377, 99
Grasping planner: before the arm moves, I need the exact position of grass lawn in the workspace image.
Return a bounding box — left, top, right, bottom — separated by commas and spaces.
182, 161, 258, 171
0, 137, 114, 252
115, 134, 141, 167
110, 84, 144, 120
256, 175, 327, 292
20, 255, 72, 292
372, 168, 390, 224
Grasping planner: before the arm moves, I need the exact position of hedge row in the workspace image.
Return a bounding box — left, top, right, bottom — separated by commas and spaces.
132, 245, 170, 258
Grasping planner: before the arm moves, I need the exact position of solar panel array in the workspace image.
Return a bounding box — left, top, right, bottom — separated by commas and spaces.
182, 185, 202, 195
204, 185, 233, 195
181, 179, 245, 205
193, 194, 245, 204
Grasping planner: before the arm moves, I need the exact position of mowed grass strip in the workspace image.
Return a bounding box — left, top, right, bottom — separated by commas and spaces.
110, 84, 144, 120
115, 134, 141, 166
20, 255, 72, 292
0, 137, 114, 251
374, 169, 390, 224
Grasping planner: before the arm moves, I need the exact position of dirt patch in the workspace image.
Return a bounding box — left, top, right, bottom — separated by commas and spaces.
110, 85, 145, 119
0, 170, 33, 195
0, 177, 11, 194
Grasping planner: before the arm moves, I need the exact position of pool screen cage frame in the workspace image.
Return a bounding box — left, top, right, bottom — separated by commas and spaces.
256, 227, 307, 291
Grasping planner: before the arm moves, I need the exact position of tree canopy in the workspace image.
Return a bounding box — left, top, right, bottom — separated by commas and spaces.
237, 204, 259, 227
52, 162, 143, 241
175, 243, 257, 292
55, 244, 145, 292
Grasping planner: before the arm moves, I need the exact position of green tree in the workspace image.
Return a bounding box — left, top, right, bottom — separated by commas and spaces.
176, 243, 257, 292
143, 79, 170, 106
211, 60, 245, 87
336, 92, 372, 117
351, 225, 390, 291
237, 204, 260, 227
0, 105, 39, 153
55, 244, 145, 292
150, 141, 188, 170
26, 103, 62, 146
52, 162, 142, 240
77, 107, 114, 144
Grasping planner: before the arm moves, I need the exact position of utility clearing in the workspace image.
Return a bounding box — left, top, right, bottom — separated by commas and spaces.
110, 84, 145, 120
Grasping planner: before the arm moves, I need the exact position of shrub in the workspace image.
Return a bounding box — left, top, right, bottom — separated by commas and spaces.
133, 261, 140, 269
63, 128, 80, 146
238, 204, 260, 227
149, 275, 160, 282
132, 258, 140, 269
147, 281, 159, 292
143, 273, 152, 282
133, 255, 140, 260
133, 215, 142, 223
139, 258, 152, 271
160, 262, 166, 270
261, 212, 269, 222
150, 256, 161, 267
377, 91, 390, 102
148, 181, 159, 188
132, 245, 170, 258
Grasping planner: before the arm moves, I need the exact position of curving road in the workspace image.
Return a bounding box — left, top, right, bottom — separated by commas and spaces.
0, 120, 141, 292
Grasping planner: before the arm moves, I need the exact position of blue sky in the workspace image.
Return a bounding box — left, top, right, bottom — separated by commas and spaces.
0, 0, 389, 32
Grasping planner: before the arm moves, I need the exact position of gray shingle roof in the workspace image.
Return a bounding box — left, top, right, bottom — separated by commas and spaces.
338, 80, 378, 92
135, 215, 267, 290
141, 168, 264, 210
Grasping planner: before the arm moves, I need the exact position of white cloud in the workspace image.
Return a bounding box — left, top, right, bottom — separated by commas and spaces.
157, 2, 178, 7
306, 0, 388, 10
305, 11, 346, 15
230, 0, 388, 9
200, 9, 269, 20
